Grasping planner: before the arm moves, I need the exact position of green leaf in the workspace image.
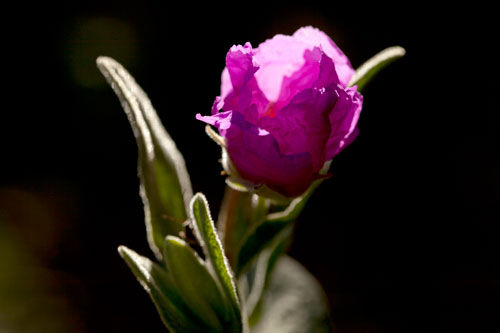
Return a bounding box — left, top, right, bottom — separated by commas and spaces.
349, 46, 406, 92
163, 236, 234, 331
117, 246, 211, 332
239, 224, 293, 320
235, 180, 320, 275
97, 57, 193, 259
249, 255, 332, 333
190, 193, 244, 332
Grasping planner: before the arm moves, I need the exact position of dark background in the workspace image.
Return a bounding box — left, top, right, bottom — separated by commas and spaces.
0, 1, 497, 332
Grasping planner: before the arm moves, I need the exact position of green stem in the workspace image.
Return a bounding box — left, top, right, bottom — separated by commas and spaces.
217, 187, 270, 269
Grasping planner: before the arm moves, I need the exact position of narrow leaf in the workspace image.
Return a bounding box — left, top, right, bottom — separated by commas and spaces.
117, 246, 210, 332
249, 256, 332, 333
348, 46, 406, 91
163, 236, 233, 331
190, 193, 244, 332
97, 57, 193, 259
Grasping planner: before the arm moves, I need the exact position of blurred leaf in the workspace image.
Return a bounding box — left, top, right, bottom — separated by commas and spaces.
348, 46, 406, 92
190, 193, 245, 332
97, 57, 193, 259
249, 256, 332, 333
235, 180, 320, 275
118, 246, 211, 332
164, 236, 234, 331
239, 224, 293, 320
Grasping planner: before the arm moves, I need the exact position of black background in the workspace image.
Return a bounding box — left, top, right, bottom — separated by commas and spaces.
0, 1, 497, 332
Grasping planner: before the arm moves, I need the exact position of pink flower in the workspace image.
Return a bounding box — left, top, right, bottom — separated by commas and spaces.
197, 26, 363, 198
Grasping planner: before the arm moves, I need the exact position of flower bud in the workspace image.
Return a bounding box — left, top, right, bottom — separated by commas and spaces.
197, 26, 362, 198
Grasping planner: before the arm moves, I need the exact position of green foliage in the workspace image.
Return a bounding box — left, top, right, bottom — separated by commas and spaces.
163, 236, 235, 331
97, 57, 193, 260
235, 181, 320, 275
217, 187, 270, 268
118, 224, 245, 332
249, 256, 332, 333
238, 224, 292, 321
190, 193, 245, 332
100, 43, 406, 332
225, 176, 293, 204
349, 46, 406, 92
118, 246, 213, 332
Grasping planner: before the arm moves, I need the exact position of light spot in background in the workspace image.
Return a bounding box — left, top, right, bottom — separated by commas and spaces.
0, 188, 81, 331
66, 17, 138, 89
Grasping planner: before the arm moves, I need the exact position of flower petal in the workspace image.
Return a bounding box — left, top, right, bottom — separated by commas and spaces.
314, 53, 340, 89
220, 68, 231, 100
196, 111, 233, 137
325, 86, 363, 159
293, 26, 354, 87
211, 96, 224, 115
198, 110, 317, 197
271, 47, 323, 112
219, 43, 269, 122
225, 43, 257, 91
220, 43, 258, 113
253, 34, 316, 103
258, 85, 339, 171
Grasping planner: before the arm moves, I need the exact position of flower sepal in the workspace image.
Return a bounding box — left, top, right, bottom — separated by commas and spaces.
349, 46, 406, 91
225, 176, 293, 205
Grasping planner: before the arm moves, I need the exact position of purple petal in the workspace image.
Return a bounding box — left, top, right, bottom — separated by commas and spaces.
253, 34, 317, 103
218, 43, 269, 121
258, 85, 339, 171
225, 43, 257, 91
220, 68, 231, 100
200, 110, 317, 197
211, 96, 224, 115
325, 86, 363, 159
196, 111, 234, 137
314, 53, 340, 89
293, 26, 354, 87
271, 47, 323, 112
